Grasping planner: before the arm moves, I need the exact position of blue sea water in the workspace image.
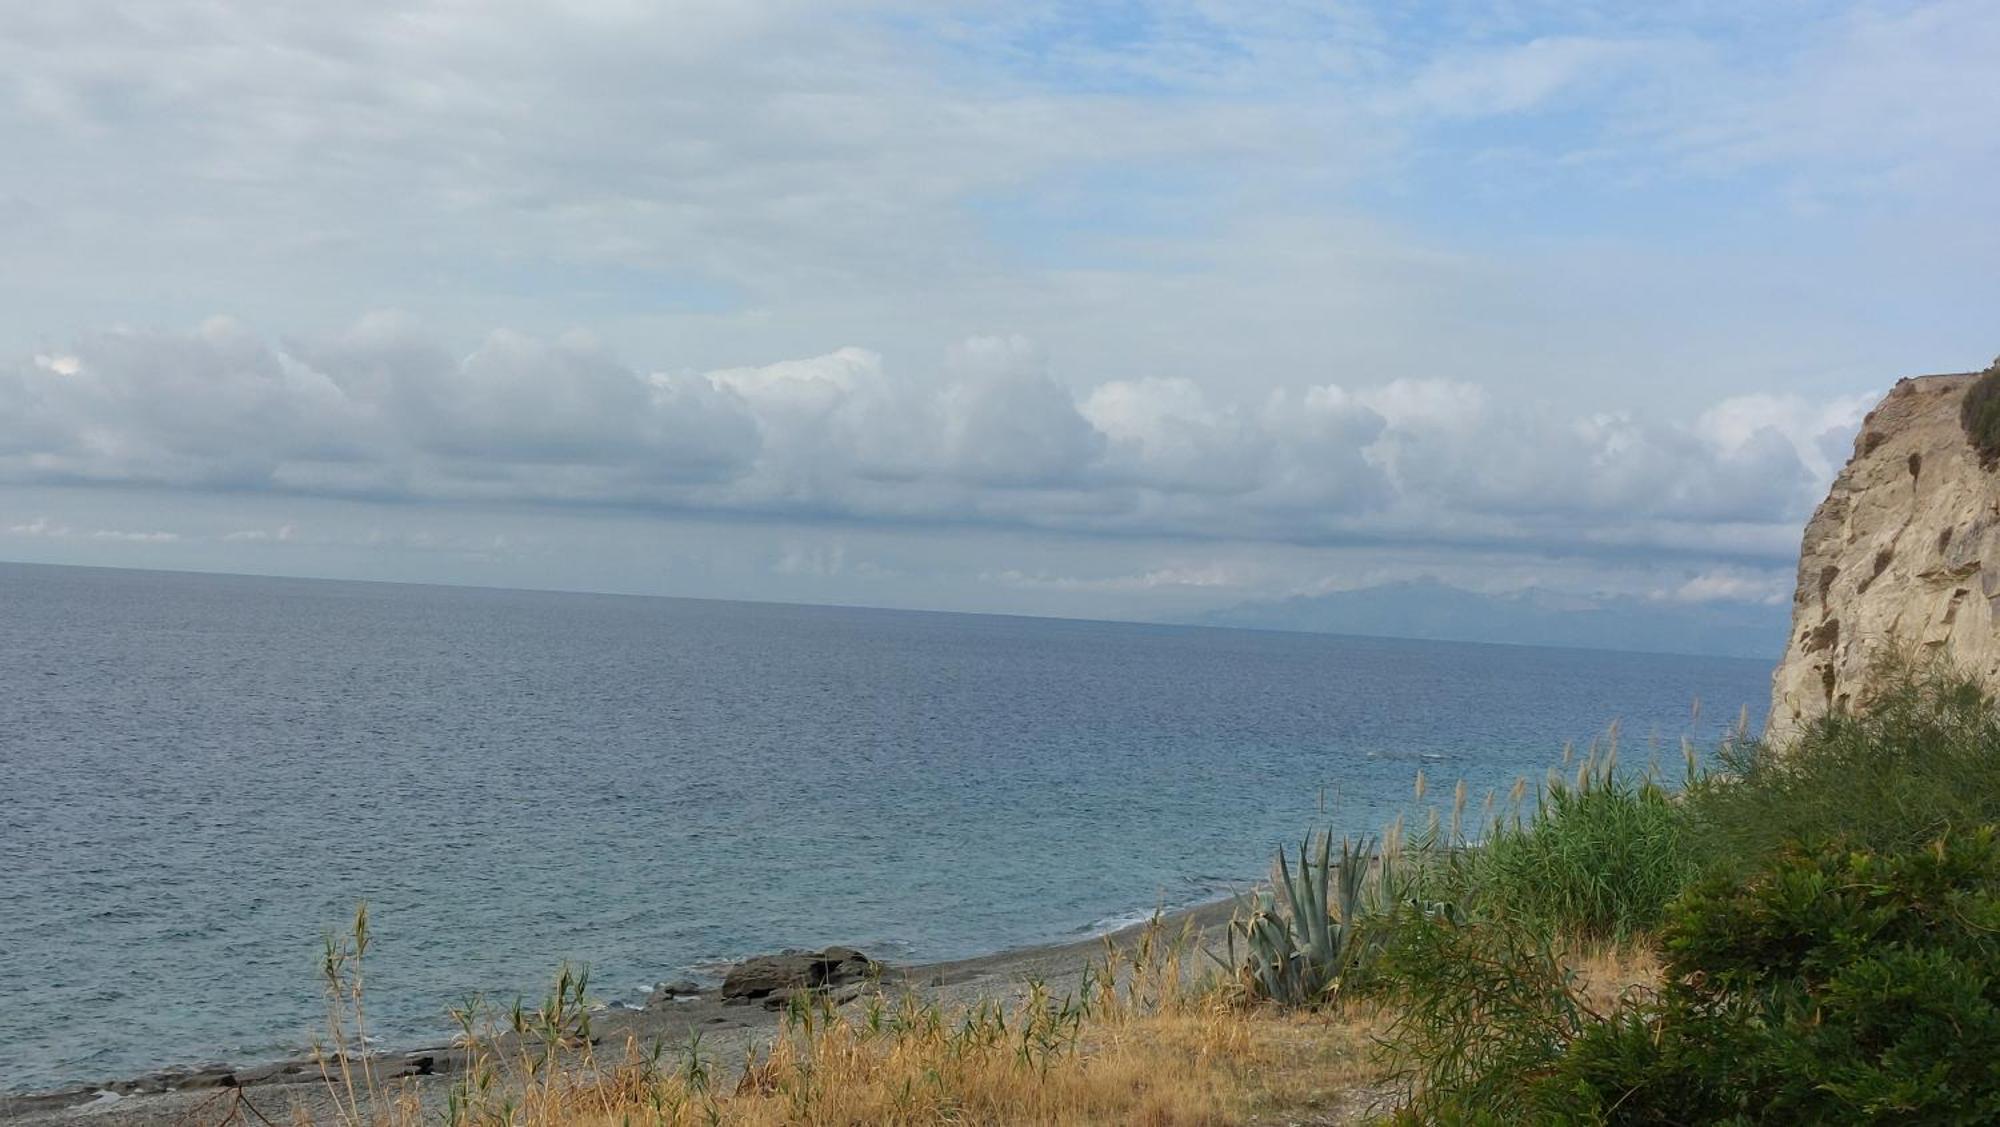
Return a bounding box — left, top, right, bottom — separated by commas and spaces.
0, 561, 1773, 1092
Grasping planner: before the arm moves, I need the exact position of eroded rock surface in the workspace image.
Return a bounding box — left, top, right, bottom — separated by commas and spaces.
1769, 363, 2000, 739
719, 947, 879, 1007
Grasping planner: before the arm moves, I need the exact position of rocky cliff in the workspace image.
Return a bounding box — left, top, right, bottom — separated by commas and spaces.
1769, 361, 2000, 740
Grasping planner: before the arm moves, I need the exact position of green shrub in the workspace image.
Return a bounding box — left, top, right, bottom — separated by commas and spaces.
1960, 358, 2000, 466
1466, 765, 1697, 942
1366, 664, 2000, 1121
1536, 829, 2000, 1124
1687, 659, 2000, 873
1377, 902, 1599, 1123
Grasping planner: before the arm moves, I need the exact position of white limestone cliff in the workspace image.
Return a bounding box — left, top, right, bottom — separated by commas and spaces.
1769, 363, 2000, 740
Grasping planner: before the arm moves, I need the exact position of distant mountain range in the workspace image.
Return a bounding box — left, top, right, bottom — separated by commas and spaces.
1190, 578, 1790, 660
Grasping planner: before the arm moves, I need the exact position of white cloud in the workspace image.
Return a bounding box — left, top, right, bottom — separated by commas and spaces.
1083, 377, 1272, 494
0, 315, 1875, 560
3, 515, 179, 543
223, 523, 296, 543
1405, 36, 1668, 118
1667, 568, 1791, 606
2, 0, 1989, 616
984, 563, 1248, 593
1695, 391, 1877, 484
4, 517, 64, 537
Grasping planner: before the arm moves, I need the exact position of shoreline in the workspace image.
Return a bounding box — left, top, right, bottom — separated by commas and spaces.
0, 896, 1243, 1125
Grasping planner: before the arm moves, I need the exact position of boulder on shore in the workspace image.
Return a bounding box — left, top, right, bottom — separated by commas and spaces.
645, 979, 705, 1008
720, 947, 879, 1005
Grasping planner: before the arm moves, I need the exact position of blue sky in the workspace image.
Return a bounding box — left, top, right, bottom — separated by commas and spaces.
0, 1, 1994, 630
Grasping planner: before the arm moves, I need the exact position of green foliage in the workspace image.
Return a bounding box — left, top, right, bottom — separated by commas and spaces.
1376, 904, 1603, 1123
511, 962, 594, 1061
1227, 832, 1402, 1006
1686, 659, 2000, 872
1359, 661, 2000, 1121
1536, 830, 2000, 1124
1960, 358, 2000, 466
1465, 764, 1697, 942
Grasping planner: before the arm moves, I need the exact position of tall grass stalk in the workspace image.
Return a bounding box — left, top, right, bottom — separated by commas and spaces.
316, 902, 386, 1127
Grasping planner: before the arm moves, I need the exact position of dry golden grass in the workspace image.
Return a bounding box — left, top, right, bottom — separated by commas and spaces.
494, 1002, 1386, 1127
1566, 942, 1663, 1017
315, 919, 1391, 1127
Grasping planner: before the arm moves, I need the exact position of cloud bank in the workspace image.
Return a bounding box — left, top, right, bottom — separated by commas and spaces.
2, 316, 1872, 559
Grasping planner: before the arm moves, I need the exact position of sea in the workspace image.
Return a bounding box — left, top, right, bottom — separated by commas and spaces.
0, 561, 1773, 1092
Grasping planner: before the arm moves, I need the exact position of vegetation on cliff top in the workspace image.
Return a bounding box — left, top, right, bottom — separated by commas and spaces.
1958, 356, 2000, 465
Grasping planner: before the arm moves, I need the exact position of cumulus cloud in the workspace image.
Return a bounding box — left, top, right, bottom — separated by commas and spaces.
0, 316, 1872, 558
1359, 383, 1813, 526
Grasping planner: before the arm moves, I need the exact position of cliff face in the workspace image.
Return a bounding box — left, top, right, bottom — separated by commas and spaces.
1769, 367, 1996, 740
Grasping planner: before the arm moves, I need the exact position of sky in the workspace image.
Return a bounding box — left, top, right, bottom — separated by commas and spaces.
2, 1, 1996, 628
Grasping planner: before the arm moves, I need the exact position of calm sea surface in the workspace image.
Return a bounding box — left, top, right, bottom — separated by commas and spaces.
0, 562, 1772, 1091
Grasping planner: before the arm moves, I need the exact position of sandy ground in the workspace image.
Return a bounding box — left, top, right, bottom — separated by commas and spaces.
0, 900, 1243, 1126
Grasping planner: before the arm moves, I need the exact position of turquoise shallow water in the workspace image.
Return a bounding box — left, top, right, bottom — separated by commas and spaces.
0, 561, 1772, 1092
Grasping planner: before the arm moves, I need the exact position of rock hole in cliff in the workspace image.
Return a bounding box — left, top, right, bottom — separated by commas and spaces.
1862, 431, 1886, 456
1939, 527, 1955, 553
1817, 564, 1839, 601
1908, 451, 1922, 479
1806, 618, 1840, 654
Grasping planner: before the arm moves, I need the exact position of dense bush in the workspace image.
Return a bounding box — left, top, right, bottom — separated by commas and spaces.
1537, 829, 2000, 1123
1357, 662, 2000, 1121
1377, 903, 1599, 1122
1686, 660, 2000, 872
1960, 358, 2000, 466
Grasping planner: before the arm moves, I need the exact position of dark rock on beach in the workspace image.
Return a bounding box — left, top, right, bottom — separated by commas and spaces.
720, 947, 880, 1005
645, 979, 706, 1008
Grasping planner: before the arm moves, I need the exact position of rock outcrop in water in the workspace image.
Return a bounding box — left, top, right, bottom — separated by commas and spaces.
1769, 359, 2000, 739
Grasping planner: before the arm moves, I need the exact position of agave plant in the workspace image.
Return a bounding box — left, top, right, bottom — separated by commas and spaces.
1226, 832, 1385, 1007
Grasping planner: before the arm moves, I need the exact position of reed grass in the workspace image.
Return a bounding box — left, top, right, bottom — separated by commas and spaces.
1461, 751, 1698, 943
